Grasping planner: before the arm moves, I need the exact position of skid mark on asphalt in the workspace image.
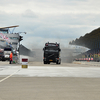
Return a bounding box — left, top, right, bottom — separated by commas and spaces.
0, 69, 20, 83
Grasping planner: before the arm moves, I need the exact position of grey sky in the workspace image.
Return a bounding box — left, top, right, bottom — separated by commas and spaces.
0, 0, 100, 49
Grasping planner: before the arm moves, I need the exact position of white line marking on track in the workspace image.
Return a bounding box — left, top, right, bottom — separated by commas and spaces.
0, 69, 20, 83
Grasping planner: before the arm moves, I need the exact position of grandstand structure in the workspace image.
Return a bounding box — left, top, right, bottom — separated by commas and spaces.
69, 27, 100, 61
0, 25, 19, 49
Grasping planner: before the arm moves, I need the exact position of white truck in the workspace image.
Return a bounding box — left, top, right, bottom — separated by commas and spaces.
2, 48, 12, 61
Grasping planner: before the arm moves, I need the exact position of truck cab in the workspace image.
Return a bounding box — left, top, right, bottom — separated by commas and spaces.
43, 42, 61, 64
2, 48, 12, 61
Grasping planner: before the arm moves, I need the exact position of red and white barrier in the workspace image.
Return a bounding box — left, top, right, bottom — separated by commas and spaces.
22, 58, 28, 68
91, 58, 93, 61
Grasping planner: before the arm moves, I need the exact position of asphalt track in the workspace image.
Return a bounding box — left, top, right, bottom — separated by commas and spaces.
0, 61, 100, 100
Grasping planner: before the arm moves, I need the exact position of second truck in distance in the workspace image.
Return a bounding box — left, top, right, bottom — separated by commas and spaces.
43, 42, 61, 64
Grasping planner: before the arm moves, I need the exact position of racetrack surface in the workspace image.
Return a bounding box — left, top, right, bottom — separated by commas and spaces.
0, 61, 100, 100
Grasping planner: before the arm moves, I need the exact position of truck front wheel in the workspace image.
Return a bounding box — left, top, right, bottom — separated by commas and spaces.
56, 60, 61, 64
44, 61, 47, 64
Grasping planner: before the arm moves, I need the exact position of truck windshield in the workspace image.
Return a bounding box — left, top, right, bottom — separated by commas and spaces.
4, 48, 11, 51
45, 46, 58, 51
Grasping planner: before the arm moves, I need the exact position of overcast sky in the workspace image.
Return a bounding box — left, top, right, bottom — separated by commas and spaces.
0, 0, 100, 49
